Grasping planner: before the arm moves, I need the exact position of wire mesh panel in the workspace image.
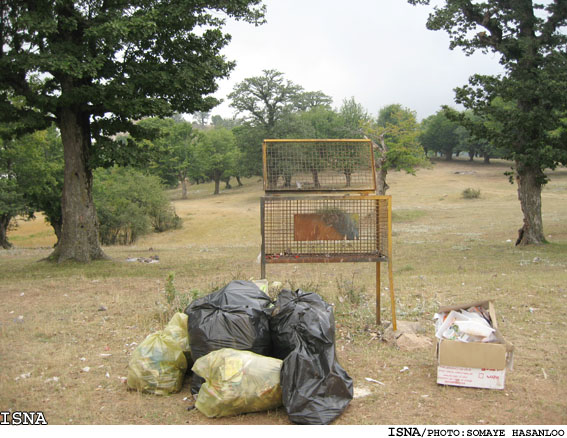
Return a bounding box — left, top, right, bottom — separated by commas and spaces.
261, 196, 390, 264
263, 139, 376, 192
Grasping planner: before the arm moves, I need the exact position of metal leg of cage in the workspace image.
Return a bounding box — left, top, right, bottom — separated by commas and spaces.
387, 197, 397, 331
376, 262, 381, 325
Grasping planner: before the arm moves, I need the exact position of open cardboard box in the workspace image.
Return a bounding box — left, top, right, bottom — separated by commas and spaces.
436, 300, 514, 390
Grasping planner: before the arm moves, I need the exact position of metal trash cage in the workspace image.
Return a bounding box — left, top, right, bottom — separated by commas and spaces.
260, 195, 390, 264
262, 139, 376, 193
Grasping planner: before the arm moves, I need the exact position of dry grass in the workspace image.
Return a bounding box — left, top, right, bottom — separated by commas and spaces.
1, 159, 567, 425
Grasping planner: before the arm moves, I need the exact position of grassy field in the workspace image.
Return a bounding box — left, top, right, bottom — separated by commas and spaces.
1, 158, 566, 425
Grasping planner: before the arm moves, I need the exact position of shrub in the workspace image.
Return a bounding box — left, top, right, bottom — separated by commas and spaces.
93, 167, 181, 245
462, 188, 481, 199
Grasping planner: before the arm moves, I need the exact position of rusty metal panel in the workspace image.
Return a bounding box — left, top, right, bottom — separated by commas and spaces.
261, 195, 389, 263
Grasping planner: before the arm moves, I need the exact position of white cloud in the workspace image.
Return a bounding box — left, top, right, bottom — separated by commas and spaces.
209, 0, 504, 121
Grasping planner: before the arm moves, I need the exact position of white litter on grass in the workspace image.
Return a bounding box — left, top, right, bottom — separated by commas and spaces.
353, 387, 373, 399
400, 366, 409, 373
20, 293, 25, 296
364, 377, 385, 385
15, 372, 31, 381
100, 353, 112, 358
81, 367, 90, 373
105, 372, 110, 378
45, 377, 60, 383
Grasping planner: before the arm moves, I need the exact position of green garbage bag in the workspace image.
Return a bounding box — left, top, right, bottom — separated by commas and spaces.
163, 312, 191, 364
193, 348, 283, 417
127, 331, 187, 395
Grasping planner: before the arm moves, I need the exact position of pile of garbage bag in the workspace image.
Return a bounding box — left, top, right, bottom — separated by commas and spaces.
127, 280, 353, 424
184, 280, 273, 394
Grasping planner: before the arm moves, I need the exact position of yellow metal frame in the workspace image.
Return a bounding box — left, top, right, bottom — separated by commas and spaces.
262, 139, 377, 194
261, 139, 396, 329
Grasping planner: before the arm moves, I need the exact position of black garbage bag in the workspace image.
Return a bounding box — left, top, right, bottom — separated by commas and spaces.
273, 289, 353, 424
270, 289, 333, 360
184, 280, 273, 394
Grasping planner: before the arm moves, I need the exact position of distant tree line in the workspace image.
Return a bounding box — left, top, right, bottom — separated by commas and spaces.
1, 67, 507, 250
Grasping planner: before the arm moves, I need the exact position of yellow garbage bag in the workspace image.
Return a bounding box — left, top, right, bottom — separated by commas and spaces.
193, 348, 283, 417
163, 312, 191, 364
127, 331, 187, 395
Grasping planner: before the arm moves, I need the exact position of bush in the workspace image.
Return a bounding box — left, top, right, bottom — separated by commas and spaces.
462, 188, 481, 199
93, 167, 181, 245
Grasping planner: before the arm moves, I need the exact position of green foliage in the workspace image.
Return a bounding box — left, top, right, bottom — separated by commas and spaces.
419, 109, 461, 160
410, 0, 567, 244
228, 69, 333, 136
0, 0, 265, 261
93, 167, 181, 245
194, 128, 240, 195
165, 272, 177, 306
364, 104, 428, 173
462, 188, 481, 199
135, 117, 200, 199
0, 125, 63, 248
338, 97, 370, 138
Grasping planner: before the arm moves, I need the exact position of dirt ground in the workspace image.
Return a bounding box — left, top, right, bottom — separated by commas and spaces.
1, 159, 566, 426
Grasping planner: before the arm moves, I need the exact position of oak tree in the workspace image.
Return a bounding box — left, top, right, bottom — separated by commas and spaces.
409, 0, 567, 245
0, 0, 265, 262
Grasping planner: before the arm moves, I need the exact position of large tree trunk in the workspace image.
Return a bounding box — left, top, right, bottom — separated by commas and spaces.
515, 162, 546, 246
0, 214, 13, 249
50, 107, 106, 262
213, 173, 221, 195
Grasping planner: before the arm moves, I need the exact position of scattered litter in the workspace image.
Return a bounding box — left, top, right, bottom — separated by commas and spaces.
506, 239, 512, 243
20, 293, 25, 296
364, 377, 385, 385
81, 367, 90, 372
105, 372, 110, 378
533, 257, 541, 263
98, 305, 108, 312
15, 372, 31, 381
9, 311, 14, 314
100, 353, 112, 358
542, 368, 548, 380
118, 376, 127, 384
14, 315, 24, 323
434, 306, 496, 343
80, 357, 86, 361
400, 366, 409, 373
45, 377, 60, 383
126, 255, 159, 264
421, 394, 430, 398
353, 387, 372, 398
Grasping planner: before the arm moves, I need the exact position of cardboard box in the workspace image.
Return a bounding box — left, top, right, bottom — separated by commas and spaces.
436, 300, 514, 390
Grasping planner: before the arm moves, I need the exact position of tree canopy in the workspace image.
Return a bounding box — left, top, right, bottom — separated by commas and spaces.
409, 0, 567, 245
363, 104, 428, 194
0, 0, 265, 262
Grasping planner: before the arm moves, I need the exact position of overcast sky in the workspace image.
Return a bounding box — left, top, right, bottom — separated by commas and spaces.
206, 0, 505, 122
